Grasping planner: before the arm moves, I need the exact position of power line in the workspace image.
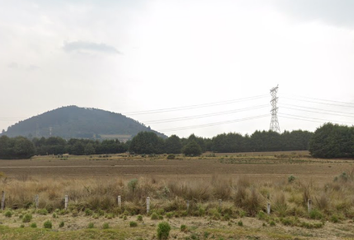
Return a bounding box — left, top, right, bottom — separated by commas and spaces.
279, 113, 354, 125
279, 104, 354, 118
281, 96, 354, 109
286, 94, 354, 106
144, 104, 269, 124
124, 94, 268, 115
160, 114, 269, 132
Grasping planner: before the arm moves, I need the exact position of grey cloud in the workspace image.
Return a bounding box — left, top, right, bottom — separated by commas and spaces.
63, 41, 121, 54
275, 0, 354, 28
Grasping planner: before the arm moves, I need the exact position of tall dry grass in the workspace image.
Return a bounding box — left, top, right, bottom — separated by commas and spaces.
1, 170, 354, 220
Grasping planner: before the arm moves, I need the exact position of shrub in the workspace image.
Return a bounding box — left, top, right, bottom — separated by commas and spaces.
180, 224, 187, 232
130, 221, 138, 227
88, 223, 94, 228
30, 223, 37, 228
22, 214, 32, 223
59, 221, 64, 228
137, 215, 143, 221
151, 212, 159, 220
167, 154, 175, 159
43, 220, 52, 229
330, 215, 339, 223
157, 222, 171, 240
37, 209, 48, 215
85, 209, 93, 216
166, 212, 174, 219
128, 179, 138, 192
309, 209, 323, 220
270, 221, 276, 226
5, 211, 12, 218
238, 220, 243, 226
288, 175, 296, 183
102, 223, 109, 229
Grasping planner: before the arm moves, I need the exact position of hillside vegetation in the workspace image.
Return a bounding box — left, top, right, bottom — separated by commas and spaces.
1, 106, 165, 140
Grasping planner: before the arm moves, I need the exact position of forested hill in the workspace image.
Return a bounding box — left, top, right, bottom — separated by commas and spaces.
1, 106, 166, 140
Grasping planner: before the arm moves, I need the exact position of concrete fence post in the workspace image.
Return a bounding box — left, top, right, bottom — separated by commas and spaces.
118, 195, 121, 208
146, 197, 150, 214
267, 203, 271, 215
64, 195, 68, 210
35, 195, 39, 209
1, 191, 5, 210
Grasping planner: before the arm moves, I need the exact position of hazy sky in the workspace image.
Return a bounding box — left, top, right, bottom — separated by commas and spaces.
1, 0, 354, 138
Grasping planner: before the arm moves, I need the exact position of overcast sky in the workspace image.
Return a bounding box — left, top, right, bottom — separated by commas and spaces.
1, 0, 354, 138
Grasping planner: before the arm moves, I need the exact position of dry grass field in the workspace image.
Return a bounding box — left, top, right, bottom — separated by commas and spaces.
1, 151, 354, 239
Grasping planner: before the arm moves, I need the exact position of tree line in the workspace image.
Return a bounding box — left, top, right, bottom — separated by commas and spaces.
7, 124, 352, 159
0, 129, 314, 159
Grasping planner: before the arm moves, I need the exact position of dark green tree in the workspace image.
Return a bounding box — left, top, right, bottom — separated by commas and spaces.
129, 132, 164, 154
164, 135, 182, 154
182, 140, 202, 156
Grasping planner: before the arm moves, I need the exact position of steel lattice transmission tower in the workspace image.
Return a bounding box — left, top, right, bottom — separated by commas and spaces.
269, 85, 280, 133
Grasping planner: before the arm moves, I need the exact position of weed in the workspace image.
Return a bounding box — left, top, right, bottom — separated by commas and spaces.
102, 222, 109, 229
30, 223, 37, 228
288, 175, 296, 183
59, 221, 64, 228
22, 214, 32, 223
88, 222, 94, 228
4, 211, 12, 218
157, 222, 171, 240
137, 215, 143, 221
238, 220, 243, 226
130, 221, 138, 227
151, 212, 159, 220
43, 220, 52, 229
180, 224, 187, 232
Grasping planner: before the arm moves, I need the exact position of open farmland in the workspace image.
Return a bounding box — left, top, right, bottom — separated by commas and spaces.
1, 151, 354, 239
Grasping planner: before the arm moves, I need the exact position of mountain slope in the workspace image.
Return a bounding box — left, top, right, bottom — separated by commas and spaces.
2, 106, 165, 140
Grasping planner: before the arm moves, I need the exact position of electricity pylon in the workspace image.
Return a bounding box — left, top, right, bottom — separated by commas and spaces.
270, 85, 280, 133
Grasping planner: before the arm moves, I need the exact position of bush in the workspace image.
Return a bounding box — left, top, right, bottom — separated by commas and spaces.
157, 222, 171, 240
167, 154, 175, 159
309, 209, 323, 220
102, 223, 109, 229
151, 212, 159, 220
22, 214, 32, 223
5, 211, 12, 218
137, 215, 143, 221
88, 223, 94, 228
288, 175, 296, 183
43, 220, 52, 229
30, 223, 37, 228
37, 209, 48, 215
128, 179, 138, 192
130, 221, 138, 227
85, 208, 93, 216
238, 220, 243, 226
59, 221, 64, 228
180, 224, 187, 232
166, 212, 174, 219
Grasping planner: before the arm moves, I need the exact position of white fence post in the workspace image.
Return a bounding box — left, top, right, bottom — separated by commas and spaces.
1, 191, 5, 210
267, 203, 271, 215
118, 195, 121, 208
35, 195, 39, 209
146, 197, 150, 214
64, 195, 68, 210
308, 199, 312, 213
